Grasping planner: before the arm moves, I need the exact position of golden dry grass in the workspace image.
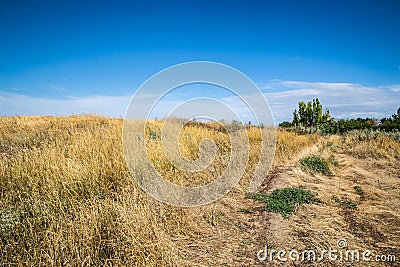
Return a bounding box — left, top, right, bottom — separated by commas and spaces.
1, 116, 398, 266
253, 132, 400, 266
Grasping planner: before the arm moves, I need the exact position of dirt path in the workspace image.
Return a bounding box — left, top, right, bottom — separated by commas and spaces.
177, 142, 322, 266
214, 143, 322, 266
178, 138, 399, 266
234, 141, 400, 266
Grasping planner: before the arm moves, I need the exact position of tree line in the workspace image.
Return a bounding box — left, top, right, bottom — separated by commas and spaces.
279, 98, 400, 134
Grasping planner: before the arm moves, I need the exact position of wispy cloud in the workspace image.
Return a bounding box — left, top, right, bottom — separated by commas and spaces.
0, 91, 130, 117
262, 80, 400, 122
387, 84, 400, 92
1, 80, 399, 124
48, 83, 66, 93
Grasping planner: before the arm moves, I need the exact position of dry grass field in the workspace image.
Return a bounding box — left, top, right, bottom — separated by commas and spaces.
0, 115, 399, 266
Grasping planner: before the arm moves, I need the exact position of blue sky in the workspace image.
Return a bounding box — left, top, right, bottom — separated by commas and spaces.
0, 0, 399, 123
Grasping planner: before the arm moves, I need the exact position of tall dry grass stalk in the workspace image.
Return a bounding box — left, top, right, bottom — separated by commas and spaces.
4, 116, 397, 265
0, 116, 181, 265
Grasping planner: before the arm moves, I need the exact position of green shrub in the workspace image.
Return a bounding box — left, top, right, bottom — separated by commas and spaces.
332, 195, 341, 203
340, 201, 358, 209
279, 121, 292, 128
332, 195, 358, 209
299, 154, 333, 176
328, 155, 339, 167
248, 187, 318, 218
354, 185, 365, 200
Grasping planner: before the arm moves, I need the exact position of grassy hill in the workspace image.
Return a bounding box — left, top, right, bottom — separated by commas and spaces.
0, 116, 399, 266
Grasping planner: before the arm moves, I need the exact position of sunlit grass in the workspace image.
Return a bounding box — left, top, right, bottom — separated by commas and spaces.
1, 115, 397, 265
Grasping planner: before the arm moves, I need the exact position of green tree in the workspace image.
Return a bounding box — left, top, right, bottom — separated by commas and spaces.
298, 101, 307, 127
306, 101, 313, 127
292, 109, 299, 127
380, 107, 400, 131
322, 108, 331, 122
312, 98, 323, 126
393, 107, 400, 121
279, 121, 292, 128
292, 99, 336, 132
294, 98, 324, 128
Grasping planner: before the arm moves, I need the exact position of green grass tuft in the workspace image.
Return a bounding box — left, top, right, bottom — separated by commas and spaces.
299, 154, 333, 176
353, 185, 365, 200
332, 195, 358, 209
332, 195, 341, 203
340, 201, 358, 209
249, 187, 318, 218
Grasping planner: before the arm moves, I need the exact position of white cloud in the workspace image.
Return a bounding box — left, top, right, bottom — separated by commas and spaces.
0, 92, 130, 117
387, 84, 400, 92
1, 80, 399, 124
261, 80, 400, 122
48, 83, 65, 93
